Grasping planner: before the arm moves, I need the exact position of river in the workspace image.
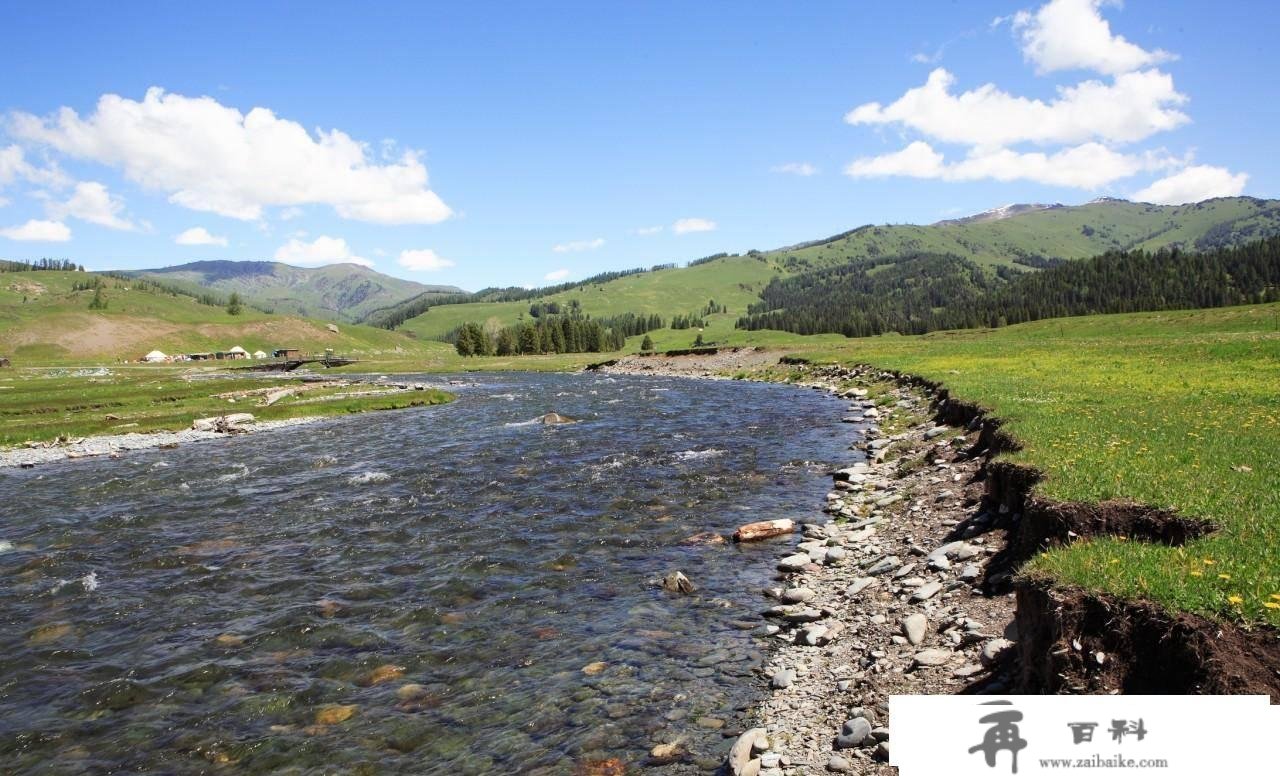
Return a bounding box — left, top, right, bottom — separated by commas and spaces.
0, 372, 855, 774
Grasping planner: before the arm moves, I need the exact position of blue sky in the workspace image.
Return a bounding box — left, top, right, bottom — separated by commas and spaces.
0, 0, 1275, 290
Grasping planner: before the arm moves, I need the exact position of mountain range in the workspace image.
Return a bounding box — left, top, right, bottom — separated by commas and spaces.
124, 260, 464, 323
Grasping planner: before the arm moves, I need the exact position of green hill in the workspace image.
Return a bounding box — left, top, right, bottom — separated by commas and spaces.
128, 260, 463, 322
393, 196, 1280, 342
0, 270, 438, 364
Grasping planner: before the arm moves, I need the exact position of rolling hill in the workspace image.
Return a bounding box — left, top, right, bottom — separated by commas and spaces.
0, 270, 441, 364
127, 260, 464, 322
393, 196, 1280, 343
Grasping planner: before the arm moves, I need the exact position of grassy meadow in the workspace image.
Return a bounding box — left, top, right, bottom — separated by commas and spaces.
783, 303, 1280, 627
0, 270, 435, 364
0, 368, 453, 447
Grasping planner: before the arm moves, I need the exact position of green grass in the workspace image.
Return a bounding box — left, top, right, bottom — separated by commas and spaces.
784, 303, 1280, 627
0, 271, 435, 364
0, 368, 453, 446
396, 255, 783, 340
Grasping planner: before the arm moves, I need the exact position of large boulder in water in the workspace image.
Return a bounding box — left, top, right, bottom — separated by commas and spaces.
537, 412, 577, 425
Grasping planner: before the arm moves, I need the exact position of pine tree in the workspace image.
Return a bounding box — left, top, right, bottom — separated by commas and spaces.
88, 287, 107, 310
227, 292, 243, 316
640, 334, 655, 352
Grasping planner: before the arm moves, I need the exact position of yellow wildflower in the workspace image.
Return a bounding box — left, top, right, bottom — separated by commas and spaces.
1218, 574, 1231, 581
1227, 595, 1243, 605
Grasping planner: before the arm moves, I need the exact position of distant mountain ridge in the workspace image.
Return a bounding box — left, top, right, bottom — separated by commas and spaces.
389, 195, 1280, 341
126, 260, 464, 322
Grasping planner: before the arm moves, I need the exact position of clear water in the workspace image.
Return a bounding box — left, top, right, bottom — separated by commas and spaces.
0, 372, 853, 774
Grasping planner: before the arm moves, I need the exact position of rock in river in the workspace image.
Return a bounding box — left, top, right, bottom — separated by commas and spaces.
661, 570, 695, 594
734, 518, 795, 542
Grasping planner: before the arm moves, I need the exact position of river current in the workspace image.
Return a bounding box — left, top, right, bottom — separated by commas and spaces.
0, 372, 854, 774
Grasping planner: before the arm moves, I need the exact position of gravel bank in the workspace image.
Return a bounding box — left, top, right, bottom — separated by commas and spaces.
0, 417, 322, 469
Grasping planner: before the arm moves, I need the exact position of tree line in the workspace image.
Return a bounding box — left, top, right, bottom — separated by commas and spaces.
737, 237, 1280, 338
1, 258, 84, 272
450, 311, 664, 356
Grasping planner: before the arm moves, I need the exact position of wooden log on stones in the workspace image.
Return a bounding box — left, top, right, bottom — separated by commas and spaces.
733, 518, 795, 542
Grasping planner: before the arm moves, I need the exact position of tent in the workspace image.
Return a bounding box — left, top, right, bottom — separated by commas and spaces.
253, 350, 268, 359
227, 345, 249, 359
143, 350, 167, 362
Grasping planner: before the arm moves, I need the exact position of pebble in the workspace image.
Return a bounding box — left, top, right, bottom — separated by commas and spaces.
827, 755, 852, 772
911, 581, 943, 601
835, 717, 872, 748
781, 587, 815, 604
912, 648, 953, 667
777, 554, 811, 572
980, 638, 1014, 667
771, 669, 796, 689
901, 613, 928, 645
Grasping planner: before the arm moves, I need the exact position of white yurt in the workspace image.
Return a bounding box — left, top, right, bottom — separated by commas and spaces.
227, 345, 249, 359
253, 350, 268, 359
143, 350, 167, 363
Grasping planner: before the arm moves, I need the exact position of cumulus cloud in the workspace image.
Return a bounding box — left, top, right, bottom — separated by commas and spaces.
49, 181, 136, 231
845, 67, 1187, 147
1, 219, 71, 241
397, 248, 455, 272
544, 268, 571, 281
842, 1, 1241, 197
771, 162, 818, 176
673, 217, 716, 235
1131, 165, 1248, 205
1011, 0, 1175, 76
552, 237, 605, 253
273, 235, 371, 267
846, 141, 1172, 188
0, 144, 69, 189
175, 226, 228, 246
633, 225, 663, 236
10, 88, 453, 224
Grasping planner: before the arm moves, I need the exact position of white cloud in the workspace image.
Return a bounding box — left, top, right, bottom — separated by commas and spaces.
0, 144, 69, 189
273, 235, 371, 267
1011, 0, 1175, 76
49, 181, 136, 231
846, 67, 1187, 147
0, 196, 9, 208
1131, 165, 1248, 205
10, 87, 453, 224
279, 206, 304, 221
544, 268, 571, 281
846, 141, 945, 178
673, 217, 716, 235
771, 162, 818, 176
175, 226, 228, 246
552, 237, 605, 253
1, 219, 71, 241
397, 248, 455, 272
633, 225, 663, 236
840, 2, 1241, 193
847, 141, 1171, 189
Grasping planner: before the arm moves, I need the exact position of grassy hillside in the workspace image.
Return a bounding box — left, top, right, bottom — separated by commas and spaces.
129, 260, 462, 322
773, 197, 1280, 272
0, 271, 439, 364
396, 197, 1280, 340
397, 254, 782, 340
788, 303, 1280, 627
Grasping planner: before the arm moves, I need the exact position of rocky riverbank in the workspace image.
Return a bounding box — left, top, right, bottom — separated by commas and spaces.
0, 416, 322, 468
600, 355, 1021, 775
739, 367, 1019, 775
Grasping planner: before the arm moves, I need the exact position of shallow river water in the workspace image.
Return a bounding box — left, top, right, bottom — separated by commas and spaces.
0, 372, 854, 774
